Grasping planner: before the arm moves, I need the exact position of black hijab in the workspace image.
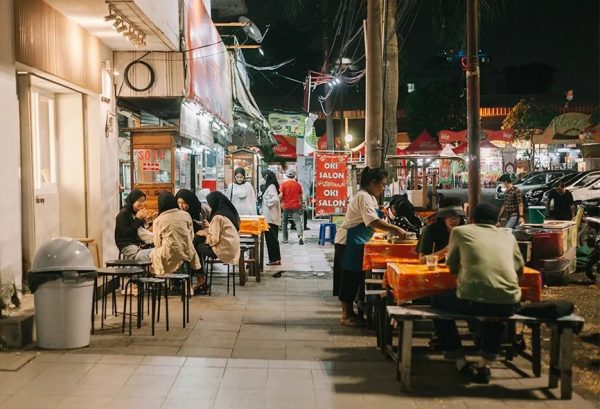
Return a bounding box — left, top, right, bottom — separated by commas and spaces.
175, 189, 202, 220
157, 192, 178, 214
261, 170, 279, 194
124, 189, 146, 214
206, 191, 240, 231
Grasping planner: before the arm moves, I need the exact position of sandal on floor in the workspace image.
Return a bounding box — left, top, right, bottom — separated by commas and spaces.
340, 316, 365, 327
193, 282, 209, 295
266, 260, 281, 266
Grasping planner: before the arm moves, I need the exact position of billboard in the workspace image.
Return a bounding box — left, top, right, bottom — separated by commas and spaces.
314, 152, 349, 216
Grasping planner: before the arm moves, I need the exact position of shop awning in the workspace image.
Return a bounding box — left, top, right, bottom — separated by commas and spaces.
438, 128, 514, 143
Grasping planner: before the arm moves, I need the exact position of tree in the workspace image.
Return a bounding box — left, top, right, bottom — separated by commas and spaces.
502, 98, 558, 140
405, 81, 466, 139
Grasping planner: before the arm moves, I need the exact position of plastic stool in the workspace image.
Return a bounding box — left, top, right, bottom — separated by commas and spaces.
318, 223, 337, 245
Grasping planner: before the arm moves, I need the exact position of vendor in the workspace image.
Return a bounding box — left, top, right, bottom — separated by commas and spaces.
334, 167, 407, 327
417, 197, 466, 260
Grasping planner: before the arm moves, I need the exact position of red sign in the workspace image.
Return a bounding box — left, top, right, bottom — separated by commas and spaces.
141, 162, 160, 171
185, 0, 233, 126
314, 152, 349, 216
485, 129, 514, 142
438, 130, 467, 143
272, 135, 297, 159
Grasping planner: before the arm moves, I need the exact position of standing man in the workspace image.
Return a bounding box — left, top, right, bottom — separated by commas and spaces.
546, 181, 575, 220
497, 174, 524, 228
280, 170, 305, 245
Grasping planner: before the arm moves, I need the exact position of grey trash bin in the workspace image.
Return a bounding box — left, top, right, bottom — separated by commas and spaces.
29, 237, 97, 349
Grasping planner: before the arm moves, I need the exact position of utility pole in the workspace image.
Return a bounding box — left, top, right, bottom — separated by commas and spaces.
321, 0, 336, 151
365, 0, 383, 168
466, 0, 481, 212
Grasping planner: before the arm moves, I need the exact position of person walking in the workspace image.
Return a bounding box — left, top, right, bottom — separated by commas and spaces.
261, 170, 282, 265
546, 181, 575, 220
497, 173, 524, 228
333, 167, 407, 326
226, 167, 257, 216
280, 170, 304, 245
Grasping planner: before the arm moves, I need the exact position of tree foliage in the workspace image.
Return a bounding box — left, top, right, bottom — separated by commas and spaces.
405, 81, 466, 140
590, 105, 600, 126
502, 98, 557, 140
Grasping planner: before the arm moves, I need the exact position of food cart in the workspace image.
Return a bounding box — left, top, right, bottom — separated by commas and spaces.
127, 126, 201, 211
225, 148, 263, 190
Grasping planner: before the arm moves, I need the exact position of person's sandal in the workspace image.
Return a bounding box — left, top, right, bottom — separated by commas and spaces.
340, 316, 365, 327
266, 260, 281, 266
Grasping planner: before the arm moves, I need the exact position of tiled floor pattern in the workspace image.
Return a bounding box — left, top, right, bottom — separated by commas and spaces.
4, 222, 596, 408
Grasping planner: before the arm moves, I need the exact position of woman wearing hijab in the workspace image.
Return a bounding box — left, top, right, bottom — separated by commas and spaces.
151, 192, 201, 276
225, 167, 257, 215
260, 170, 282, 265
195, 191, 241, 289
175, 189, 210, 232
114, 189, 157, 261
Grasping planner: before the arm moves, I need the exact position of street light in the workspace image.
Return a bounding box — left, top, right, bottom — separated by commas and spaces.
344, 133, 353, 150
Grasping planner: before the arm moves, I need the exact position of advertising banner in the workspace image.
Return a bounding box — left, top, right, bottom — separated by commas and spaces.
314, 152, 349, 216
272, 135, 297, 159
268, 113, 307, 137
185, 0, 233, 126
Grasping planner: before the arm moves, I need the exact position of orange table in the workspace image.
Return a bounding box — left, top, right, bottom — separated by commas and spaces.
384, 262, 542, 303
239, 216, 270, 235
239, 216, 270, 282
362, 239, 419, 270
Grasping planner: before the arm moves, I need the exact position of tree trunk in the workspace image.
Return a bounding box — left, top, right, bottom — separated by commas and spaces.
383, 0, 398, 165
366, 0, 384, 168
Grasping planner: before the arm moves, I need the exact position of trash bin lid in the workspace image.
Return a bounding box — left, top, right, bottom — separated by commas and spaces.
31, 237, 96, 273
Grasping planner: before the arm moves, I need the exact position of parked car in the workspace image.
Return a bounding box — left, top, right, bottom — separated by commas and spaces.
582, 197, 600, 217
543, 175, 600, 211
496, 170, 575, 201
525, 172, 582, 206
541, 170, 600, 205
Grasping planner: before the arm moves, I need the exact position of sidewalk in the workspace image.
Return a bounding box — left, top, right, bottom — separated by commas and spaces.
1, 221, 596, 408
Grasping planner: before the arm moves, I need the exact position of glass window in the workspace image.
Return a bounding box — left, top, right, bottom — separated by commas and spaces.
31, 91, 57, 191
133, 148, 171, 184
574, 173, 600, 188
523, 174, 545, 185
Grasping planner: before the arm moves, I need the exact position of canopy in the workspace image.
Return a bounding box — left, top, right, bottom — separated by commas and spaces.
398, 130, 442, 155
350, 141, 365, 161
452, 139, 500, 154
438, 128, 515, 144
533, 112, 598, 145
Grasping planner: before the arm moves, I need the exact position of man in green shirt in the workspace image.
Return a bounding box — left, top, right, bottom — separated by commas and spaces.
432, 203, 524, 384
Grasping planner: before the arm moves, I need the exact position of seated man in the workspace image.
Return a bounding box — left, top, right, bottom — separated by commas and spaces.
432, 203, 524, 384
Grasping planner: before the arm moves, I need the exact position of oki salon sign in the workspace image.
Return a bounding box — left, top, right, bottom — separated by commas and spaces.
314, 152, 349, 216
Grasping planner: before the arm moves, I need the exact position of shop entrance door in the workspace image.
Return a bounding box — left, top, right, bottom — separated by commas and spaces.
18, 74, 87, 270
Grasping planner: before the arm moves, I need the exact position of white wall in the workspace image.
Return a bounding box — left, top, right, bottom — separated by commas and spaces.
86, 56, 120, 264
135, 0, 179, 50
0, 0, 23, 289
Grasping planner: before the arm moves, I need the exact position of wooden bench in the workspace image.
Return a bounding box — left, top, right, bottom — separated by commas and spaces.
385, 305, 584, 400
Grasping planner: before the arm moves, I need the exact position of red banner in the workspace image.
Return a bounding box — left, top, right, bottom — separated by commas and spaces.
272, 135, 297, 158
438, 130, 467, 143
485, 129, 515, 142
314, 152, 349, 216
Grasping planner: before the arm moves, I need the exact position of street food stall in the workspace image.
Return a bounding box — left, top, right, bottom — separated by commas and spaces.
225, 147, 262, 190
128, 126, 202, 211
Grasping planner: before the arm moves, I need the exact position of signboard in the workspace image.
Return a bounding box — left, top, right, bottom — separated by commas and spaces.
142, 162, 160, 171
314, 152, 349, 216
268, 113, 306, 137
185, 0, 233, 126
272, 135, 297, 159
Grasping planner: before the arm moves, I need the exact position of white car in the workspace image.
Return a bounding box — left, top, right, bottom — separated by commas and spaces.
572, 177, 600, 203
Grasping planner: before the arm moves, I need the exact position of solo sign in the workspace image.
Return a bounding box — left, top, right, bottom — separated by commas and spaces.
314, 152, 349, 216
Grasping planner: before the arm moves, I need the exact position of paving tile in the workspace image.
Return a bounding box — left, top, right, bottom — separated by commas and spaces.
56, 396, 112, 409
183, 357, 228, 367
221, 367, 268, 389
173, 366, 225, 388
166, 385, 220, 400
78, 363, 138, 386
160, 397, 215, 409
268, 359, 312, 369
231, 347, 286, 360
177, 347, 232, 358
98, 354, 145, 365
2, 392, 62, 409
108, 395, 164, 409
266, 386, 317, 409
268, 368, 313, 389
213, 387, 267, 409
141, 356, 186, 366
226, 358, 269, 368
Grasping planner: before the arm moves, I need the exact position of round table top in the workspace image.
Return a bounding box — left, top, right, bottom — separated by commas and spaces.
97, 266, 145, 275
106, 259, 152, 267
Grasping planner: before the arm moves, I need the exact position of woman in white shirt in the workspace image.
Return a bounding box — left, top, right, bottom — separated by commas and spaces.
260, 170, 282, 266
333, 167, 407, 327
226, 167, 257, 215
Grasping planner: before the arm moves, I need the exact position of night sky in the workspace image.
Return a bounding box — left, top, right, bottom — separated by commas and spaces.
237, 0, 599, 112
